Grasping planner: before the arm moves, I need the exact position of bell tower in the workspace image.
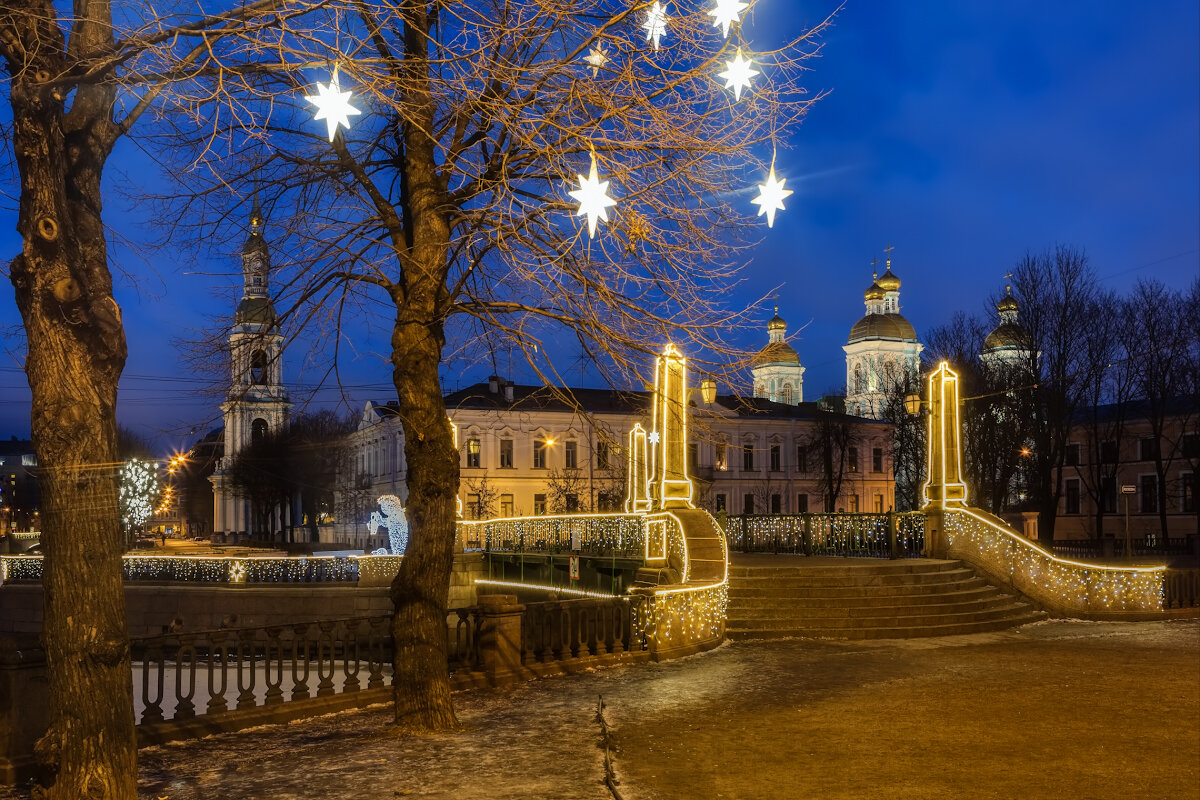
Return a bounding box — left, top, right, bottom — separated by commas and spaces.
211, 199, 292, 536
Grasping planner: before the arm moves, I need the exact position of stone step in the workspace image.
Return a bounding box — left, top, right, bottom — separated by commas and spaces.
727, 560, 961, 578
729, 576, 989, 598
724, 594, 1008, 618
726, 609, 1048, 641
727, 585, 1002, 610
687, 558, 726, 581
727, 601, 1035, 630
728, 569, 980, 588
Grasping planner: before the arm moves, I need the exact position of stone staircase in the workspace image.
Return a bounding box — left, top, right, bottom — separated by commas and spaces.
726, 558, 1046, 640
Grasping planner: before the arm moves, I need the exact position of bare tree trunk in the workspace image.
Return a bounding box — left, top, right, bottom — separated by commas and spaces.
4, 3, 137, 795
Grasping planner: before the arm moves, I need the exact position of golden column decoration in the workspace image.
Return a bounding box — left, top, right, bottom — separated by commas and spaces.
650, 343, 694, 510
625, 423, 652, 513
922, 361, 968, 508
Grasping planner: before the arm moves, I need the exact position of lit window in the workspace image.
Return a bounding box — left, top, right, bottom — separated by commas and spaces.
848, 447, 858, 473
564, 440, 577, 470
533, 439, 548, 469
533, 493, 547, 515
466, 438, 481, 468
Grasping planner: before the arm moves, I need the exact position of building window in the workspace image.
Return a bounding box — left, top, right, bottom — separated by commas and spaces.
499, 439, 514, 469
1065, 443, 1081, 467
743, 444, 755, 472
466, 493, 480, 520
500, 494, 514, 517
564, 440, 577, 469
853, 363, 864, 394
1183, 434, 1200, 459
1182, 473, 1195, 513
781, 384, 793, 405
466, 438, 481, 468
769, 444, 781, 472
743, 494, 754, 515
596, 442, 611, 470
1139, 438, 1159, 462
796, 494, 808, 513
872, 447, 883, 473
770, 494, 781, 514
1101, 476, 1117, 514
598, 491, 620, 512
1100, 440, 1118, 464
1140, 475, 1157, 513
1065, 479, 1080, 515
533, 439, 548, 469
848, 447, 858, 473
249, 349, 268, 385
251, 417, 268, 445
873, 494, 883, 513
688, 443, 699, 470
796, 445, 807, 473
715, 444, 727, 471
533, 494, 547, 515
715, 494, 727, 512
847, 495, 859, 513
565, 494, 579, 513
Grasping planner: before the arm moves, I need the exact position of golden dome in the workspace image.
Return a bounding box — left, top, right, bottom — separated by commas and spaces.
997, 292, 1018, 313
876, 268, 900, 291
864, 282, 885, 301
847, 313, 917, 344
767, 311, 786, 332
753, 341, 800, 367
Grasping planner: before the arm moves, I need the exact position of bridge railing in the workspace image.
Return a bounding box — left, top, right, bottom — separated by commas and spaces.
461, 514, 644, 559
722, 512, 925, 558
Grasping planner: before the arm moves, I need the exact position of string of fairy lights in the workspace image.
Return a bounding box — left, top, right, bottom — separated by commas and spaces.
463, 514, 645, 558
0, 554, 404, 585
724, 512, 926, 555
301, 0, 796, 237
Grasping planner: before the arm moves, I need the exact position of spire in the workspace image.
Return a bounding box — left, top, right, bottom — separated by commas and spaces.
236, 198, 275, 323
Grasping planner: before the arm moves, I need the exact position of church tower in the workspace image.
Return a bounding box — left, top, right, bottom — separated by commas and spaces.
751, 308, 804, 405
843, 251, 923, 419
981, 283, 1033, 371
211, 200, 292, 535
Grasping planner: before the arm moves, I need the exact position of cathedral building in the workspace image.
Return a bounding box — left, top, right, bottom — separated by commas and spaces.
842, 257, 923, 419
210, 202, 292, 536
751, 309, 805, 405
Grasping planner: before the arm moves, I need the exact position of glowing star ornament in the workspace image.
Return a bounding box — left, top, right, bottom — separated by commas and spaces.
585, 44, 609, 78
569, 154, 617, 238
710, 0, 748, 38
643, 2, 670, 52
751, 164, 793, 228
718, 48, 758, 101
304, 69, 361, 142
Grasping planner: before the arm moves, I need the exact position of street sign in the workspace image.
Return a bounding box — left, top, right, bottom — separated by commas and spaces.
569, 555, 580, 581
1120, 485, 1136, 494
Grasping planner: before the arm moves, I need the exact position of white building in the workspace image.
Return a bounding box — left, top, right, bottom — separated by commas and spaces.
210, 201, 292, 536
751, 310, 805, 405
843, 257, 923, 419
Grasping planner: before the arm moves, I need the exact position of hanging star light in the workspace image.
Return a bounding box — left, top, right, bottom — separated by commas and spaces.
304, 68, 362, 141
585, 44, 609, 78
569, 153, 617, 238
710, 0, 749, 38
643, 2, 670, 51
718, 48, 758, 101
751, 163, 793, 228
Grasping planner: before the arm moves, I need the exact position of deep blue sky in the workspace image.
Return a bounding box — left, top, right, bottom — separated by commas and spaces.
1, 1, 1197, 452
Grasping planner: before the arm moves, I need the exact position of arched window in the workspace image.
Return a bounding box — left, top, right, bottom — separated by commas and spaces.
251, 418, 268, 444
781, 383, 794, 405
853, 363, 864, 394
250, 350, 268, 385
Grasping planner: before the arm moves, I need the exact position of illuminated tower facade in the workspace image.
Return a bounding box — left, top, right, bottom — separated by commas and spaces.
752, 309, 805, 405
843, 254, 923, 419
210, 201, 292, 535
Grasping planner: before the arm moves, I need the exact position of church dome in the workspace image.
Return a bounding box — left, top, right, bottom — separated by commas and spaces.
983, 322, 1031, 352
876, 268, 901, 291
767, 312, 787, 333
236, 296, 277, 325
847, 312, 917, 344
997, 293, 1019, 313
753, 341, 801, 367
864, 281, 885, 301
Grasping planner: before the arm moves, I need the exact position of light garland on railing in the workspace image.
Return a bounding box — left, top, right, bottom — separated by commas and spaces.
475, 578, 616, 600
944, 509, 1164, 612
0, 553, 404, 585
636, 581, 728, 647
722, 513, 926, 556
461, 513, 644, 558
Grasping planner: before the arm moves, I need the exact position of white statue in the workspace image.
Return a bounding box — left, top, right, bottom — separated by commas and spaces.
369, 494, 409, 554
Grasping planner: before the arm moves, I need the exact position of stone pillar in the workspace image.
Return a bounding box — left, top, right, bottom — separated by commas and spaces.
0, 635, 48, 785
1021, 512, 1039, 541
476, 594, 526, 685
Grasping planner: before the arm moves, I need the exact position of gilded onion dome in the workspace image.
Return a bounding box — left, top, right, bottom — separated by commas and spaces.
875, 267, 901, 292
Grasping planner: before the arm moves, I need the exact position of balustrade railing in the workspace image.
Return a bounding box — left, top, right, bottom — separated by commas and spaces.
1051, 537, 1194, 559
1, 553, 405, 585
722, 512, 925, 558
521, 597, 644, 663
1164, 570, 1200, 609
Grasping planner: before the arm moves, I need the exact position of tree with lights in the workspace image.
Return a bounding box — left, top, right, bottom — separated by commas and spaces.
118, 459, 160, 543
145, 0, 832, 732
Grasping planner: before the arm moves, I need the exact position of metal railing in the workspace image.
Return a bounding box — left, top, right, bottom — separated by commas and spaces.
463, 514, 644, 559
1, 553, 404, 585
521, 597, 644, 663
722, 512, 925, 558
1051, 537, 1194, 559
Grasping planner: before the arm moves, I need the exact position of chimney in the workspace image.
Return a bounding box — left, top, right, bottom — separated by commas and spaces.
488, 375, 500, 393
503, 383, 514, 403
700, 379, 717, 404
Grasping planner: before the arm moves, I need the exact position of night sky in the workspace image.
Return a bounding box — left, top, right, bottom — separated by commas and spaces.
1, 1, 1197, 452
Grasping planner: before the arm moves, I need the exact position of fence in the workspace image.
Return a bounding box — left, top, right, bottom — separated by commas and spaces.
1051, 537, 1195, 559
722, 513, 925, 558
521, 597, 643, 663
461, 514, 644, 558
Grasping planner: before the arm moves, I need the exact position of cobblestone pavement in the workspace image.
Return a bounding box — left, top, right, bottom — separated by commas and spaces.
2, 620, 1196, 800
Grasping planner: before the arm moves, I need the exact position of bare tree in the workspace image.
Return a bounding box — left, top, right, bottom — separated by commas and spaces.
0, 2, 284, 793
545, 467, 587, 513
803, 397, 864, 512
144, 0, 831, 730
463, 474, 501, 520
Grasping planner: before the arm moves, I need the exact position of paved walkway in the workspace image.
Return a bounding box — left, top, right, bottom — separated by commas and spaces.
2, 620, 1196, 799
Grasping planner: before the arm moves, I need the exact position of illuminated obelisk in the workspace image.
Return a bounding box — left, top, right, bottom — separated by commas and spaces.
650, 343, 694, 510
922, 361, 967, 508
625, 423, 652, 513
